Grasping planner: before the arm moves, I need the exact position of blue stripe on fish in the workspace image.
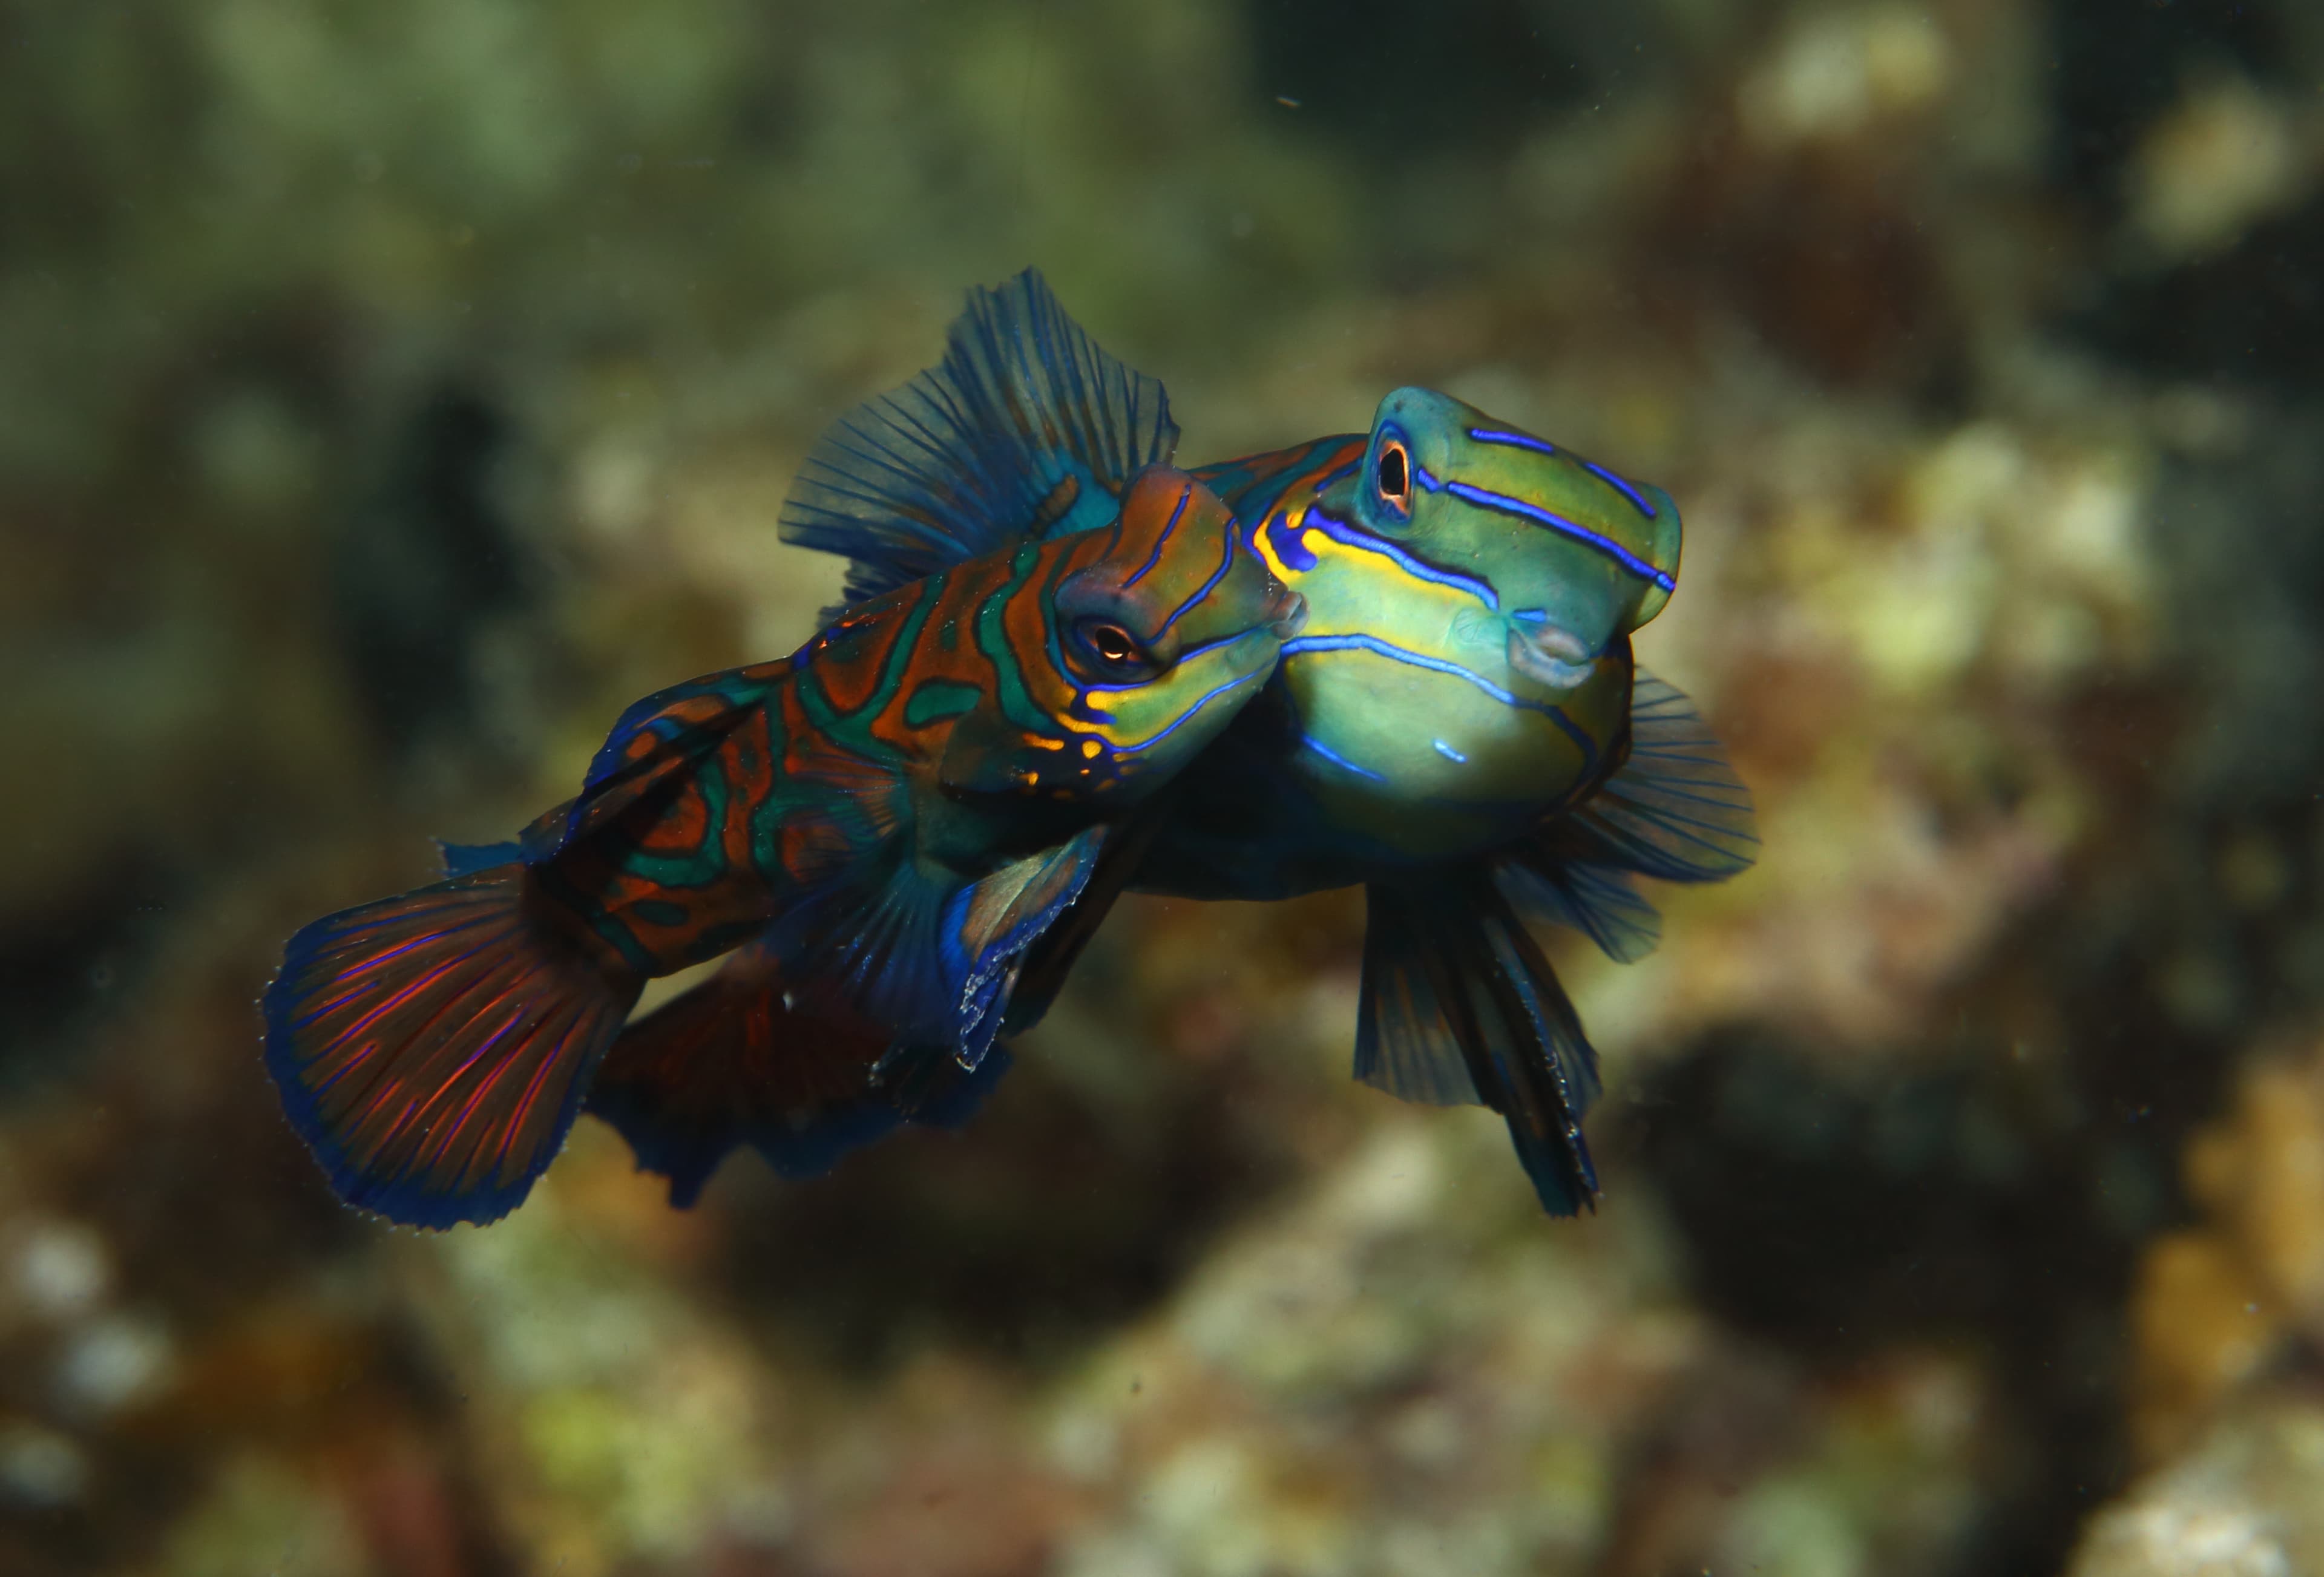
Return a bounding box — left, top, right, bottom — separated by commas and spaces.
1157, 516, 1240, 637
1266, 511, 1319, 572
1306, 508, 1498, 609
1302, 733, 1388, 781
1433, 739, 1468, 763
1465, 426, 1559, 458
1282, 632, 1546, 712
1440, 482, 1675, 591
1466, 427, 1659, 522
1578, 461, 1659, 520
1111, 666, 1268, 755
1120, 480, 1191, 588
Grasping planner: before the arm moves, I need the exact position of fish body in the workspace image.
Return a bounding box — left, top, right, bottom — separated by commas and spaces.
262, 467, 1298, 1226
544, 469, 1295, 1015
752, 271, 1757, 1218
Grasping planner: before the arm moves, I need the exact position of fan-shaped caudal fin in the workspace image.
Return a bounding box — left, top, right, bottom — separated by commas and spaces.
261, 863, 640, 1228
585, 941, 902, 1208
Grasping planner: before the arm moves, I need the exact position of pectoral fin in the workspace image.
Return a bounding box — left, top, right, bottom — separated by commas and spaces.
945, 825, 1111, 1067
1550, 669, 1759, 885
771, 824, 1110, 1069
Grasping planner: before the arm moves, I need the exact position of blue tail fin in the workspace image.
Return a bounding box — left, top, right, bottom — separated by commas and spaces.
261, 864, 640, 1228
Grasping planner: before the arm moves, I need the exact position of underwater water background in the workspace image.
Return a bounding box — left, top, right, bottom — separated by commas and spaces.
7, 1, 2324, 1573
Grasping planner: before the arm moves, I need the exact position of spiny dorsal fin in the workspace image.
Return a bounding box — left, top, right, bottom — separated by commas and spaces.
780, 269, 1178, 609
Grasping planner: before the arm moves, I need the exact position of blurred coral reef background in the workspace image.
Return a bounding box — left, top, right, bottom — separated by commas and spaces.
7, 1, 2324, 1573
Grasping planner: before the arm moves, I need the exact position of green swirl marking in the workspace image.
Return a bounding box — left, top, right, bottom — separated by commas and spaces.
904, 678, 985, 728
973, 544, 1049, 734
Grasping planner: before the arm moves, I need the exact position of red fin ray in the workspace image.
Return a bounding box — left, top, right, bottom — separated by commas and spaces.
263, 865, 641, 1228
585, 942, 904, 1207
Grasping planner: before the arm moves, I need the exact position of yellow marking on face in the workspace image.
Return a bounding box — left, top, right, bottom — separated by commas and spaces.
1081, 739, 1101, 758
1258, 500, 1492, 644
1028, 735, 1067, 752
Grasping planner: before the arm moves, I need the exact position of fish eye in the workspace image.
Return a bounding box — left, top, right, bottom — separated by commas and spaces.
1076, 620, 1149, 675
1376, 439, 1411, 507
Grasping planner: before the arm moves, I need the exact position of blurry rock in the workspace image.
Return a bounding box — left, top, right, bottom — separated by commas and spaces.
2070, 1400, 2324, 1577
2125, 75, 2314, 263
2130, 1041, 2324, 1460
1735, 3, 1953, 149
146, 1454, 366, 1577
2046, 0, 2299, 208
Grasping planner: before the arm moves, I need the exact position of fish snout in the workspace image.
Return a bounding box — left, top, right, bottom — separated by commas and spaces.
1268, 588, 1310, 641
1506, 620, 1597, 692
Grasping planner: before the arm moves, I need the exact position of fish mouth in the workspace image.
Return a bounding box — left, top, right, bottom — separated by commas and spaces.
1506, 620, 1597, 691
1268, 589, 1310, 641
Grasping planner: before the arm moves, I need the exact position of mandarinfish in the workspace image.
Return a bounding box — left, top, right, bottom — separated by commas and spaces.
261, 465, 1302, 1227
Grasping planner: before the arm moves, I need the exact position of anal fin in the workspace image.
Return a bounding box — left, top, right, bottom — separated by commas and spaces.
585, 942, 899, 1207
586, 945, 1015, 1207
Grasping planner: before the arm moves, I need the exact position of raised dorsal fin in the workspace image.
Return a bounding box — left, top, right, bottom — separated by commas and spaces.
780, 269, 1179, 608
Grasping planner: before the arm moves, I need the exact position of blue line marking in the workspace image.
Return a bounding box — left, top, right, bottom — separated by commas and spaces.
1306, 507, 1498, 609
1157, 518, 1239, 638
1172, 629, 1260, 666
1442, 481, 1675, 591
1282, 632, 1546, 711
1411, 462, 1444, 493
1512, 608, 1548, 623
1111, 666, 1265, 755
1543, 704, 1599, 778
1301, 733, 1387, 781
1433, 739, 1468, 763
1580, 461, 1659, 520
1466, 426, 1560, 458
1121, 483, 1190, 589
1312, 457, 1361, 491
1266, 510, 1318, 572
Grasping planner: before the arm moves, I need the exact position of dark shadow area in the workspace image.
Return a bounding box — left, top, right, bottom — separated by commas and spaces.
709, 1048, 1296, 1375
1245, 0, 1666, 154
333, 385, 538, 762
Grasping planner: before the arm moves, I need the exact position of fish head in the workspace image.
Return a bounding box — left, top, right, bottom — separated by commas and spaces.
1041, 465, 1305, 787
1239, 388, 1678, 857
1326, 387, 1681, 687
